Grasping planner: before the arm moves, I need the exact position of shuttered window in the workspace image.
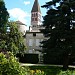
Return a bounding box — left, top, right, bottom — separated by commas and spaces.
29, 39, 33, 46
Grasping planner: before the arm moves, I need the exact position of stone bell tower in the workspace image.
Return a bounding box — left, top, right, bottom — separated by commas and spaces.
31, 0, 42, 30
26, 0, 44, 63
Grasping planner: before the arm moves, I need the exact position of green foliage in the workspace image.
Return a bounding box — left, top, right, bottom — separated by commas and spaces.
0, 0, 26, 55
41, 0, 75, 68
0, 0, 9, 52
58, 70, 75, 75
0, 0, 9, 31
0, 52, 30, 75
5, 22, 26, 55
30, 66, 61, 75
0, 21, 26, 55
29, 66, 75, 75
0, 41, 6, 49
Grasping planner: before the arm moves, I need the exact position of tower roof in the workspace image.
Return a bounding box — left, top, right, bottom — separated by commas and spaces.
31, 0, 41, 13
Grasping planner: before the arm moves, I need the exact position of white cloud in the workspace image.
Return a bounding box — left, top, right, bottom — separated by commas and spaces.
8, 8, 30, 24
24, 1, 30, 5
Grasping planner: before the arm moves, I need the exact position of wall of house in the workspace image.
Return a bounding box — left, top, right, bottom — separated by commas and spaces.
25, 32, 44, 54
18, 24, 26, 35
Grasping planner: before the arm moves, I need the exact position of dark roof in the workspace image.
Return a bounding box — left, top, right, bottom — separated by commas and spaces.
16, 21, 26, 25
31, 0, 41, 13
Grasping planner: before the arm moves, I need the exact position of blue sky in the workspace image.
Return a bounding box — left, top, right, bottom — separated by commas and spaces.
4, 0, 49, 30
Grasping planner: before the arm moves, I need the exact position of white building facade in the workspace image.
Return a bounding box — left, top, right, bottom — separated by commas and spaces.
16, 21, 27, 35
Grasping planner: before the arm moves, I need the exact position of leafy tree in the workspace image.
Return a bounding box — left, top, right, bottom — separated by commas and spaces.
0, 0, 26, 55
0, 22, 26, 55
6, 22, 26, 55
41, 0, 75, 69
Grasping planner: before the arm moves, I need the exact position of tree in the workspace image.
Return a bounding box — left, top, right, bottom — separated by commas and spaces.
0, 0, 26, 55
6, 22, 26, 55
0, 0, 9, 32
41, 0, 75, 69
0, 21, 26, 55
0, 0, 9, 52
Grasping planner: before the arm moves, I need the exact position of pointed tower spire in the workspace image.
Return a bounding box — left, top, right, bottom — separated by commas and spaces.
31, 0, 42, 28
31, 0, 41, 13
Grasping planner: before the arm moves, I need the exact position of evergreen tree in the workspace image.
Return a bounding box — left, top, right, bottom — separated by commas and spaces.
0, 0, 9, 51
41, 0, 75, 69
0, 0, 9, 32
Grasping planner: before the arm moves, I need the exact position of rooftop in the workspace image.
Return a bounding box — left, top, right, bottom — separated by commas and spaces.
16, 21, 26, 26
31, 0, 41, 13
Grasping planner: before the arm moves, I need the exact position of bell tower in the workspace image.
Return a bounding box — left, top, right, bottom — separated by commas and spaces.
31, 0, 42, 28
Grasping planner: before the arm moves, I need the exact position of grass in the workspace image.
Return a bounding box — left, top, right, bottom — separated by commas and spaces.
29, 66, 75, 75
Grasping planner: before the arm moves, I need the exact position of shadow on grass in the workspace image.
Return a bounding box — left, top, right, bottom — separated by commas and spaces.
29, 66, 75, 75
29, 66, 61, 75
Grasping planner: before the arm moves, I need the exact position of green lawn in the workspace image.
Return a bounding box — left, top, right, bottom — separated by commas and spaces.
29, 66, 75, 75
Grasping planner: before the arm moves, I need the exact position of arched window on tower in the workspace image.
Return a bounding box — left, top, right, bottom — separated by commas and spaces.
35, 18, 38, 21
32, 14, 34, 17
34, 13, 35, 17
36, 13, 38, 16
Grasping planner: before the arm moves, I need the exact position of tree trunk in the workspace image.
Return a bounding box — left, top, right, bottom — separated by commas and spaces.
63, 54, 69, 70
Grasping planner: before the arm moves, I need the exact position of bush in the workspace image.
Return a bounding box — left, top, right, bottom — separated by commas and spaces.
0, 52, 30, 75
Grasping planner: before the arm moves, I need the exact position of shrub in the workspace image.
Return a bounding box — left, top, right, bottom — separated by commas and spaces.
58, 70, 75, 75
0, 52, 30, 75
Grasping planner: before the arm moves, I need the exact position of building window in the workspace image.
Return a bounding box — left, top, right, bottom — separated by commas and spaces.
33, 25, 36, 27
33, 33, 36, 37
32, 14, 33, 17
36, 39, 40, 46
33, 13, 36, 17
35, 18, 38, 21
29, 39, 33, 46
36, 13, 38, 16
29, 50, 33, 53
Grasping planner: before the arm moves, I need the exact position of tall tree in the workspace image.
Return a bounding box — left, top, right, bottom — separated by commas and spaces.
0, 0, 26, 55
41, 0, 75, 69
0, 0, 9, 32
0, 0, 9, 51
